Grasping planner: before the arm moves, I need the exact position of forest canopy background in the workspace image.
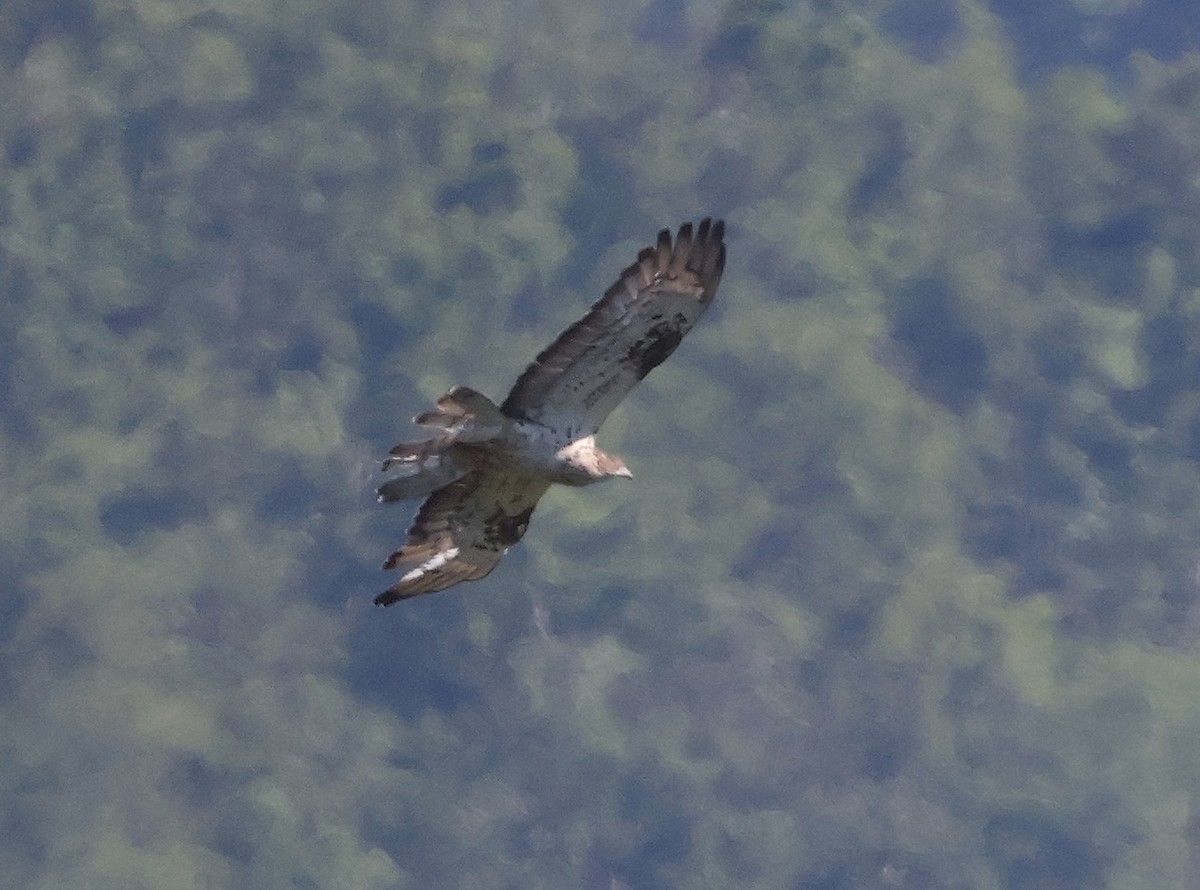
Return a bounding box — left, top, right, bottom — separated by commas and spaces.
3, 0, 1200, 887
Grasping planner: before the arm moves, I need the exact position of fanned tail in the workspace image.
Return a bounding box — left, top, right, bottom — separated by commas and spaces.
378, 387, 508, 503
377, 437, 469, 503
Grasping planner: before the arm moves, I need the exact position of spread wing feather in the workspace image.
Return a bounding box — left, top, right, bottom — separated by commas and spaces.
500, 218, 726, 435
376, 469, 550, 604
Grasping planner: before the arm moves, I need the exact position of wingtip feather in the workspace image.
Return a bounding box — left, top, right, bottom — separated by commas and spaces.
689, 217, 725, 290
374, 587, 412, 606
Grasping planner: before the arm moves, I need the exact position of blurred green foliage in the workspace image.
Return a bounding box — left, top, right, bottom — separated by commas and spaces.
4, 0, 1200, 887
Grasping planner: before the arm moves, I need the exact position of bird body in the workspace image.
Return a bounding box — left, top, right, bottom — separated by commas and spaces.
375, 218, 726, 604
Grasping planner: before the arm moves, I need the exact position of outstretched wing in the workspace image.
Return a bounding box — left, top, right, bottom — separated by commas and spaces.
376, 468, 550, 604
501, 218, 726, 435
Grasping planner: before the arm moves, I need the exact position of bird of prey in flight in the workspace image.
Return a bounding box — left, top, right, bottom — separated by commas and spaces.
375, 218, 726, 604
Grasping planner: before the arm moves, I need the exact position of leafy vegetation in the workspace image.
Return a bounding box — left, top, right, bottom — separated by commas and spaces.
3, 0, 1200, 886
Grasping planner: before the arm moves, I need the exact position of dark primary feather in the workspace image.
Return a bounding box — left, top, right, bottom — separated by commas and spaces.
500, 218, 726, 434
